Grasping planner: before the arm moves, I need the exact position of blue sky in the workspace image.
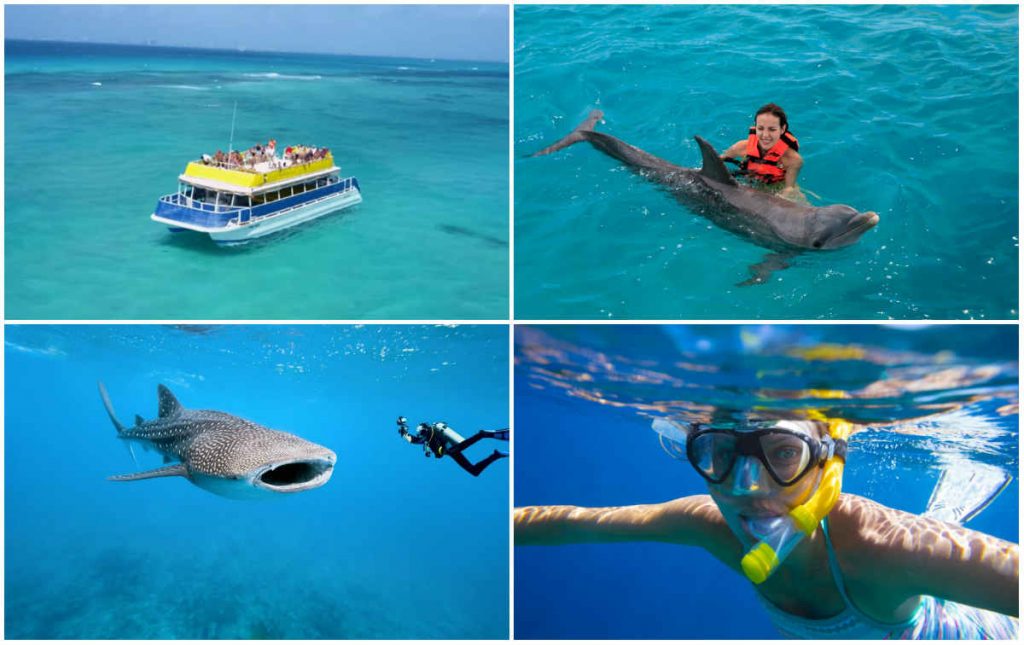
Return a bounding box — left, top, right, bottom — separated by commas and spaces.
5, 5, 509, 62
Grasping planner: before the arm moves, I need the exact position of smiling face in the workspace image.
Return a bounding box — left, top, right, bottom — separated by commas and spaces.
755, 112, 785, 152
705, 420, 826, 546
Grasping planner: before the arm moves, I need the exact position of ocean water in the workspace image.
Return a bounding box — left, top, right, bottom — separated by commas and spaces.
5, 40, 508, 319
514, 5, 1018, 320
5, 324, 509, 639
514, 324, 1019, 639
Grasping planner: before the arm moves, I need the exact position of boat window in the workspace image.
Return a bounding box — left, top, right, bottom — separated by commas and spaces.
317, 178, 327, 188
280, 186, 293, 199
294, 184, 305, 195
252, 194, 266, 206
265, 191, 279, 203
306, 181, 317, 192
232, 194, 251, 208
216, 192, 232, 208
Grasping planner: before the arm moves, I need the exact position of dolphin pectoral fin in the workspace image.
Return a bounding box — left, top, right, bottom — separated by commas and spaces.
695, 136, 739, 186
738, 252, 795, 287
532, 109, 604, 156
109, 463, 188, 482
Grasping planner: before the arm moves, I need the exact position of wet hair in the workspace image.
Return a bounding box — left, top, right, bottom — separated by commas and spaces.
755, 103, 789, 131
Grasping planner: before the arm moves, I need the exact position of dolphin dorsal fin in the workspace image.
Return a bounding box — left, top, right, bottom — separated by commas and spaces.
157, 385, 183, 418
695, 136, 739, 186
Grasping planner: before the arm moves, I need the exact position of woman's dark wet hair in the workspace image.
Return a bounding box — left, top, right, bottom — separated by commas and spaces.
755, 103, 789, 131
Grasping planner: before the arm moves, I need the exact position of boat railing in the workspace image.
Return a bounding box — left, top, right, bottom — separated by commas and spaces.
229, 176, 360, 227
158, 176, 359, 226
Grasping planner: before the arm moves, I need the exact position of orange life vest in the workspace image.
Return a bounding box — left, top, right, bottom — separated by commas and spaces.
741, 127, 799, 184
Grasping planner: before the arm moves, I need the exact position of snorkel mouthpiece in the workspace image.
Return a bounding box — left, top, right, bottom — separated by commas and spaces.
740, 419, 853, 584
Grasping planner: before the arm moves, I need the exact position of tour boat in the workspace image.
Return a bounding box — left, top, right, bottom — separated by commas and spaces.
151, 144, 362, 244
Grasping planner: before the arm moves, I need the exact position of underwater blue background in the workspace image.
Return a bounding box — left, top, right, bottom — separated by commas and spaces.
5, 38, 508, 319
5, 325, 509, 639
514, 325, 1019, 639
514, 5, 1018, 319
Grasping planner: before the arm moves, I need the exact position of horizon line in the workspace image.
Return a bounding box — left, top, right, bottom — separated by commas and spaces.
5, 37, 510, 66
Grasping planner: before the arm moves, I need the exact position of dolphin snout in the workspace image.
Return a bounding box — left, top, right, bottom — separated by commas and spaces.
859, 211, 880, 229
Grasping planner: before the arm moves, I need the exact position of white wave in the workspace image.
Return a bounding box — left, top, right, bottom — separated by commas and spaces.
162, 84, 207, 91
5, 341, 66, 357
397, 66, 411, 70
242, 72, 322, 81
91, 81, 102, 86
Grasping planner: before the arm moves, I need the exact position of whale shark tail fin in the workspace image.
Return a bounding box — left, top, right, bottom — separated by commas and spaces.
695, 136, 739, 186
532, 110, 604, 157
98, 381, 126, 434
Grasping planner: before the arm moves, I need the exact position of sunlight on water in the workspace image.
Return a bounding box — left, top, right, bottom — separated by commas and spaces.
516, 325, 1018, 477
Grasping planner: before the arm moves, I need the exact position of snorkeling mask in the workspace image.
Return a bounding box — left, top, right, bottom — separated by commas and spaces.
652, 417, 852, 584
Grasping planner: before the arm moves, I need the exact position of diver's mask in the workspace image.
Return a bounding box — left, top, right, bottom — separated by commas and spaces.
686, 423, 844, 487
652, 417, 852, 584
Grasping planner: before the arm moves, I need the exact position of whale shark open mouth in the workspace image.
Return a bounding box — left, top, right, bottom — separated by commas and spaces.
257, 459, 334, 492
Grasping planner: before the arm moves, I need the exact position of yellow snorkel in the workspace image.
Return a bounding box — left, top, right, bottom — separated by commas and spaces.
740, 418, 853, 584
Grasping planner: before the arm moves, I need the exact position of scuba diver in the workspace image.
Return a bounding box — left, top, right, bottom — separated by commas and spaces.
397, 416, 509, 477
516, 415, 1018, 639
720, 102, 805, 202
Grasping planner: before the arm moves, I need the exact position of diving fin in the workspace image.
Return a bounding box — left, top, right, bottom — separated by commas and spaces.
923, 460, 1012, 525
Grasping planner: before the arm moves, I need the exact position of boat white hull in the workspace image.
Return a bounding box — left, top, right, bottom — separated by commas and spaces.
152, 188, 362, 245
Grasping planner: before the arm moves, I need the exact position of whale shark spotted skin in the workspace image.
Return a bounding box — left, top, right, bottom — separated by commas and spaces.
534, 110, 880, 285
98, 383, 336, 498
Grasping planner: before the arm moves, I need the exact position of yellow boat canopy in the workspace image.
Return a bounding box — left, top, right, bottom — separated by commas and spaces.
182, 155, 335, 191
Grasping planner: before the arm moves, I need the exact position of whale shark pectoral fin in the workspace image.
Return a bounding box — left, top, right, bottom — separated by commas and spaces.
157, 384, 184, 418
532, 109, 605, 157
109, 463, 188, 482
695, 136, 739, 187
738, 251, 795, 287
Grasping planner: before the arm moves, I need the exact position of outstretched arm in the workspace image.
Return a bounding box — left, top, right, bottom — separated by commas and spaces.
515, 495, 742, 563
720, 140, 747, 160
782, 149, 803, 189
834, 495, 1019, 617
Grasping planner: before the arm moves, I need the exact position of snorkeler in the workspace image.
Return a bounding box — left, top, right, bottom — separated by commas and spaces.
397, 416, 508, 477
721, 103, 805, 201
516, 416, 1018, 639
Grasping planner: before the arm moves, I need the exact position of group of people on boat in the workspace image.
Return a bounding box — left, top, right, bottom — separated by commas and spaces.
197, 139, 330, 172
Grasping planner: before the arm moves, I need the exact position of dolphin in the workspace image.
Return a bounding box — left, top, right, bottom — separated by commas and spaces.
98, 382, 336, 498
533, 110, 880, 285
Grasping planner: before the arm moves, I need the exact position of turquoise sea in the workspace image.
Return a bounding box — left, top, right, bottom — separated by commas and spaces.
6, 324, 509, 638
514, 5, 1018, 320
6, 41, 508, 319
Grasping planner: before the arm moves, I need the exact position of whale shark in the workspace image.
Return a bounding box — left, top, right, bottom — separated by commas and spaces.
98, 383, 336, 498
534, 110, 880, 285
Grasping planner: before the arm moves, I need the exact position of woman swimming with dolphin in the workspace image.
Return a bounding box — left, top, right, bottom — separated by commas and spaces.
516, 411, 1018, 639
721, 103, 806, 202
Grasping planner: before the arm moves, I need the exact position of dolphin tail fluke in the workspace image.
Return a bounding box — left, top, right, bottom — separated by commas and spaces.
532, 109, 604, 157
98, 381, 126, 433
738, 252, 795, 287
109, 463, 188, 482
